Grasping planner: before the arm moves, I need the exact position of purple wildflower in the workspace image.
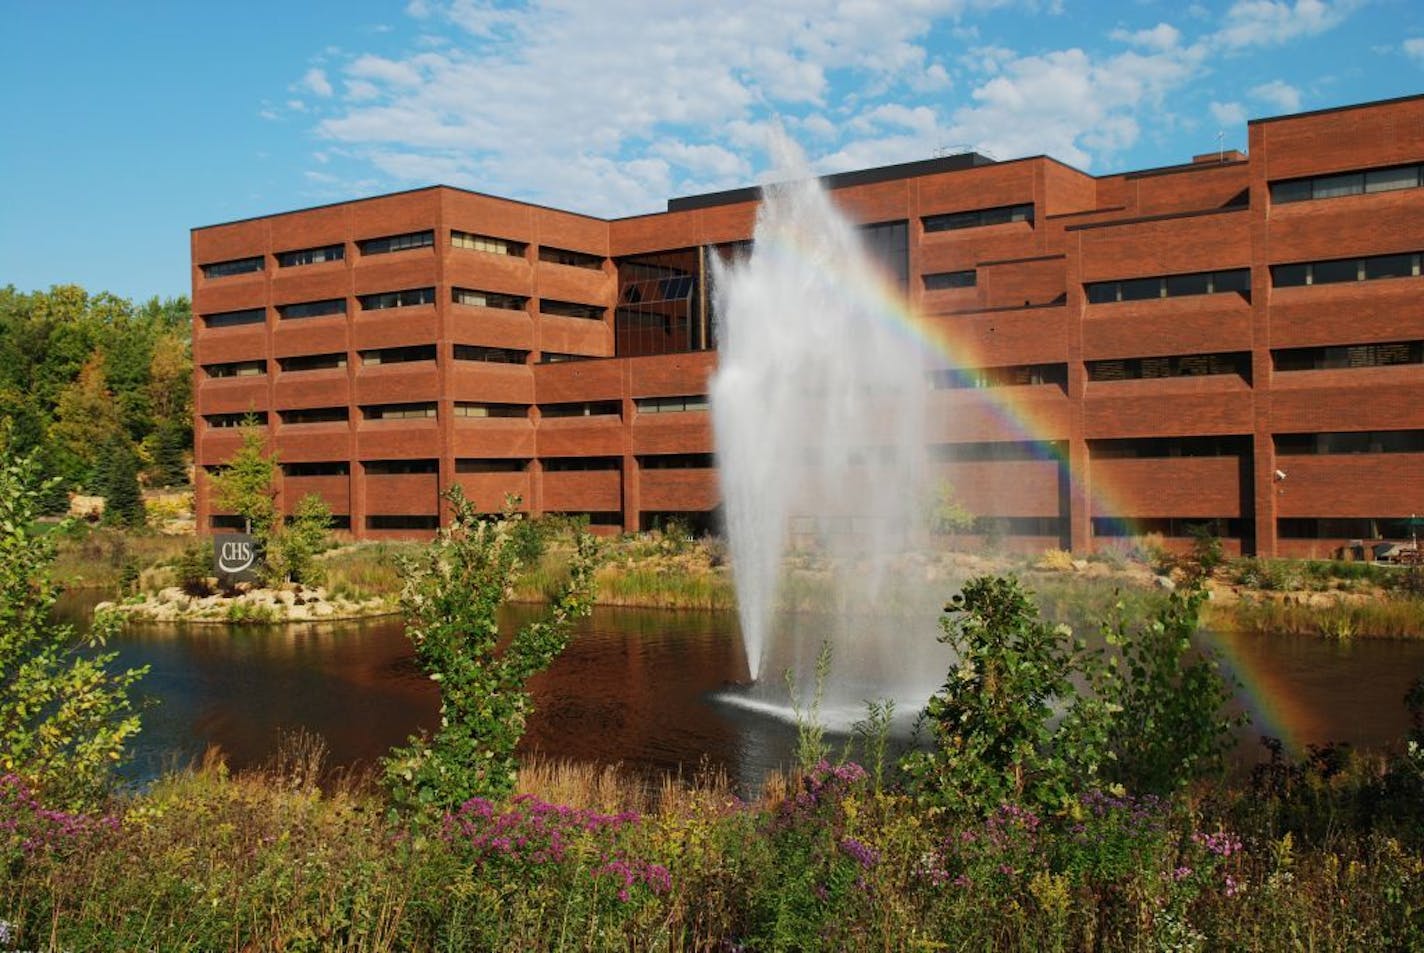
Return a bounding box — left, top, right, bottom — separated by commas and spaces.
839, 837, 879, 869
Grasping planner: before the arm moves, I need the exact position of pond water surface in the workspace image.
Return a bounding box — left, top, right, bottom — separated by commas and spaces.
57, 593, 1424, 792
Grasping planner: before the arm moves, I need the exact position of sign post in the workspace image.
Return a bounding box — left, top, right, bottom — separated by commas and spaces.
214, 533, 262, 589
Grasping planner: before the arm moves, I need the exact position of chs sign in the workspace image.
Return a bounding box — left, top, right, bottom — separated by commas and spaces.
215, 533, 262, 587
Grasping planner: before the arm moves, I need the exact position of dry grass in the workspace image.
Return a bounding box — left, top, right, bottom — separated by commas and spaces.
1215, 594, 1424, 640
319, 541, 414, 601
517, 755, 654, 815
53, 528, 191, 590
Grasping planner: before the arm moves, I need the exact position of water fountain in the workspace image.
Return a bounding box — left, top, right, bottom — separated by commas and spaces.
710, 135, 951, 723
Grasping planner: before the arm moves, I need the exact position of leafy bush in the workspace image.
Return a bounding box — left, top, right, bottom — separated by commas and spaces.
383, 489, 600, 812
1228, 557, 1301, 591
1102, 588, 1241, 795
266, 492, 332, 587
0, 451, 147, 808
901, 576, 1114, 817
1185, 523, 1225, 579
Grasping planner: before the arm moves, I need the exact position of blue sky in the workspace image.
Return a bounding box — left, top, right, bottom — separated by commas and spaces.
2, 0, 1422, 302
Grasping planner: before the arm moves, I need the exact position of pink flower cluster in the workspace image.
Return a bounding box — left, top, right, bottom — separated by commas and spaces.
783, 760, 868, 818
838, 837, 879, 870
1192, 829, 1243, 858
442, 793, 671, 902
592, 855, 673, 903
443, 794, 639, 866
0, 774, 118, 857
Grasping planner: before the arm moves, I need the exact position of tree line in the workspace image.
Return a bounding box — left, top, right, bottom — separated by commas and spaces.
0, 284, 193, 524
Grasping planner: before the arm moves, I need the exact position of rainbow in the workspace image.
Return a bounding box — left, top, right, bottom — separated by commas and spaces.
748, 221, 1133, 534
751, 220, 1311, 750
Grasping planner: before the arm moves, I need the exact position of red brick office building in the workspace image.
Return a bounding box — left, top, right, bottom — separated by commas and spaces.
192, 94, 1424, 557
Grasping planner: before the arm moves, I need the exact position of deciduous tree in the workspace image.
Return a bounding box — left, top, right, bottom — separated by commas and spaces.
0, 450, 147, 807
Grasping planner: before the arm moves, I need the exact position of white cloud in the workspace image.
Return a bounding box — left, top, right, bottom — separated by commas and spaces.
309, 0, 1014, 214
916, 63, 952, 91
302, 68, 334, 98
348, 54, 426, 87
850, 103, 942, 136
344, 79, 381, 101
1210, 100, 1249, 126
963, 45, 1019, 74
1404, 38, 1424, 62
1111, 23, 1182, 51
946, 40, 1206, 168
293, 0, 1358, 215
794, 113, 840, 140
1250, 79, 1301, 112
1213, 0, 1354, 50
650, 141, 751, 181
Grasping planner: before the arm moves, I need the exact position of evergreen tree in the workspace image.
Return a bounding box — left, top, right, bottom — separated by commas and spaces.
97, 435, 145, 528
150, 419, 190, 487
208, 421, 278, 537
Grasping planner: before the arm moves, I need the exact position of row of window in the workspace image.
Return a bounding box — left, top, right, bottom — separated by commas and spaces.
207, 251, 1415, 326
269, 455, 714, 475
908, 254, 1417, 302
1093, 517, 1244, 539
1273, 340, 1423, 372
1275, 429, 1424, 455
923, 270, 976, 291
211, 339, 1424, 384
206, 347, 586, 372
203, 290, 609, 326
928, 353, 1250, 389
634, 395, 709, 413
1089, 436, 1248, 459
1087, 352, 1247, 382
1271, 163, 1424, 204
201, 232, 606, 278
930, 364, 1066, 390
452, 230, 524, 257
1272, 252, 1422, 287
1278, 517, 1422, 540
362, 287, 436, 310
928, 515, 1062, 538
923, 203, 1033, 233
926, 431, 1424, 462
1086, 269, 1250, 304
929, 440, 1063, 462
207, 399, 715, 425
206, 511, 1423, 541
1083, 515, 1424, 541
359, 230, 434, 256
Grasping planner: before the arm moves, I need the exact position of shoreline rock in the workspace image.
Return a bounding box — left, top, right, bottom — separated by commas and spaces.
97, 584, 398, 625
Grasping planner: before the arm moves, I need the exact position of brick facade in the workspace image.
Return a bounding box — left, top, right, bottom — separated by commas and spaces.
192, 94, 1424, 556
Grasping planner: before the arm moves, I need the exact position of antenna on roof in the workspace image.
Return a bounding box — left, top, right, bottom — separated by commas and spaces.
934, 143, 998, 161
1216, 129, 1225, 162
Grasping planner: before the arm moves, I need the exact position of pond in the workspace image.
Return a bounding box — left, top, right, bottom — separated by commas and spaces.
57, 592, 1424, 793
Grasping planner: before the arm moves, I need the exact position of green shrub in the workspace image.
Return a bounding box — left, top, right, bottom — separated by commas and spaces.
1102, 587, 1242, 795
383, 489, 600, 812
175, 538, 215, 596
0, 451, 147, 808
267, 492, 333, 587
901, 576, 1114, 817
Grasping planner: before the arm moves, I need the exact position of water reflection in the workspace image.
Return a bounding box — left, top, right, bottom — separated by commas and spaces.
55, 592, 1424, 793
